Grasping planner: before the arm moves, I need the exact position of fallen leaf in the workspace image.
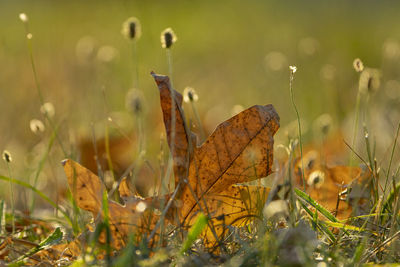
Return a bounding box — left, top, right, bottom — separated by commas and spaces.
62, 160, 161, 250
63, 159, 104, 216
153, 73, 279, 247
198, 185, 270, 248
293, 150, 369, 219
181, 104, 279, 223
152, 72, 196, 191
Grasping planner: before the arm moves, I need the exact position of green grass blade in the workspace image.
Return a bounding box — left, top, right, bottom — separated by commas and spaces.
0, 200, 4, 234
295, 188, 338, 222
30, 123, 58, 212
322, 221, 371, 233
13, 227, 63, 263
299, 201, 336, 242
180, 213, 208, 255
383, 181, 400, 213
0, 175, 72, 227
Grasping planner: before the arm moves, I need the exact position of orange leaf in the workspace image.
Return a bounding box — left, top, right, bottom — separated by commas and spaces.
62, 160, 161, 250
293, 150, 368, 219
152, 73, 279, 242
153, 72, 196, 190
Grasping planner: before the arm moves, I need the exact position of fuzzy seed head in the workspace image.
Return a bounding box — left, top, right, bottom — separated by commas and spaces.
2, 150, 12, 163
313, 113, 332, 136
126, 89, 144, 114
359, 68, 381, 94
136, 201, 147, 212
121, 17, 142, 41
161, 28, 177, 49
307, 170, 325, 188
19, 13, 28, 23
183, 87, 198, 103
353, 58, 364, 72
40, 102, 55, 118
30, 119, 45, 134
263, 200, 289, 219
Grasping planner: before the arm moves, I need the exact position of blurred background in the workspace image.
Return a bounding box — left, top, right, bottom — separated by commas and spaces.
1, 0, 400, 211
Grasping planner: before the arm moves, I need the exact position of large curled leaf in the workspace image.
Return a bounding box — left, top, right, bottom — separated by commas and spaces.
182, 104, 279, 223
153, 73, 279, 248
152, 73, 279, 222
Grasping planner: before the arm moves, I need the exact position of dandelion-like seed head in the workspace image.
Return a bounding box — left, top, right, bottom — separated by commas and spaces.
161, 28, 177, 49
313, 113, 333, 136
19, 13, 28, 23
40, 102, 55, 118
359, 68, 381, 94
125, 88, 144, 114
307, 170, 325, 188
30, 119, 45, 134
289, 65, 297, 74
353, 58, 364, 72
183, 87, 198, 103
2, 150, 12, 163
136, 201, 147, 213
121, 17, 142, 41
263, 200, 289, 219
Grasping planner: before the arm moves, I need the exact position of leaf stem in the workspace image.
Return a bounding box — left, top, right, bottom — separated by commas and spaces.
289, 68, 305, 191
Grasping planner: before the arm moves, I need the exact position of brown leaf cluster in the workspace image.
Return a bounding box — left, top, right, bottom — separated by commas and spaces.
35, 72, 372, 262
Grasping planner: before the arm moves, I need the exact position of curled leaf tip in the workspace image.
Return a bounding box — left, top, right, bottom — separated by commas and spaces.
151, 73, 171, 87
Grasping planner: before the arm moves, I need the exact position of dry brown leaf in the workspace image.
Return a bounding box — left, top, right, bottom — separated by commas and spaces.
153, 73, 279, 247
42, 73, 279, 257
62, 160, 161, 250
78, 134, 135, 178
63, 159, 104, 216
153, 73, 279, 220
31, 239, 81, 265
196, 185, 270, 248
152, 72, 196, 191
293, 150, 369, 219
119, 177, 133, 199
182, 104, 279, 223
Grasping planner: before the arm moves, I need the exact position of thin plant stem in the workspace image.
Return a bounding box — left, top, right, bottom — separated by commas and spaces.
22, 22, 67, 156
29, 124, 58, 213
289, 69, 305, 191
131, 40, 145, 155
383, 122, 400, 198
132, 40, 139, 89
5, 163, 15, 234
349, 84, 362, 167
0, 175, 73, 227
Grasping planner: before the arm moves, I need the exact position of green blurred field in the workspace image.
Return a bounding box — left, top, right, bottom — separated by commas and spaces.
1, 0, 400, 204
